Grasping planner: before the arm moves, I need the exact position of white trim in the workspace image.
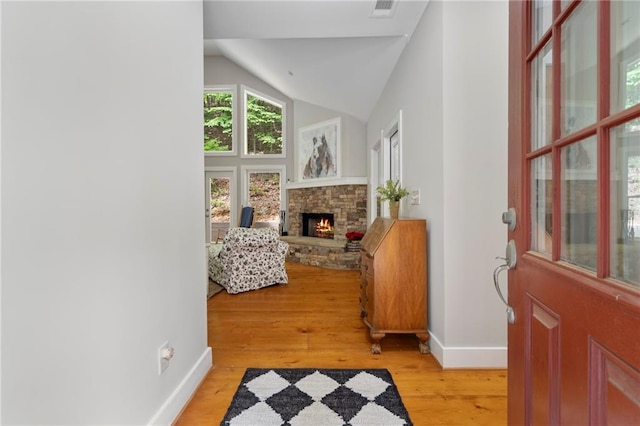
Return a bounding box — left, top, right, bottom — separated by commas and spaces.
377, 110, 403, 218
204, 166, 237, 172
286, 177, 366, 190
240, 85, 286, 159
380, 128, 390, 217
0, 2, 3, 418
204, 85, 237, 157
428, 333, 507, 369
369, 141, 381, 225
147, 347, 212, 426
384, 109, 402, 184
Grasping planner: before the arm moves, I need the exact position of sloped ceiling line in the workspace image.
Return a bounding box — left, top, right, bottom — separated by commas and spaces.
203, 0, 429, 122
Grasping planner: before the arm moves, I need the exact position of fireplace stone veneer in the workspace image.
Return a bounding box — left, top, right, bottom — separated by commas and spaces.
285, 184, 367, 270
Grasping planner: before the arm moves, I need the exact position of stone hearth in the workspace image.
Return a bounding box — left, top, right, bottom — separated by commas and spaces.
285, 184, 367, 270
281, 236, 360, 270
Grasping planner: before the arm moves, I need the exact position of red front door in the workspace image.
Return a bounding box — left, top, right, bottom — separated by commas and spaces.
508, 1, 640, 424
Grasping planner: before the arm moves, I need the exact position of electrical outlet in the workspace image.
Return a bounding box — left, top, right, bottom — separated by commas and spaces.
411, 190, 421, 205
158, 341, 174, 375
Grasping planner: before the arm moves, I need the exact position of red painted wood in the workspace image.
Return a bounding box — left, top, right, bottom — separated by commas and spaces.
509, 1, 640, 425
507, 1, 526, 424
527, 301, 561, 425
589, 340, 640, 424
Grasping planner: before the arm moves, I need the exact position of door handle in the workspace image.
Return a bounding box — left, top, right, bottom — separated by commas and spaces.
493, 240, 516, 324
501, 208, 516, 231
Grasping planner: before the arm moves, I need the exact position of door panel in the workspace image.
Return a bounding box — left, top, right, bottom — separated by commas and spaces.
514, 254, 640, 425
590, 340, 640, 424
526, 297, 560, 426
508, 1, 640, 424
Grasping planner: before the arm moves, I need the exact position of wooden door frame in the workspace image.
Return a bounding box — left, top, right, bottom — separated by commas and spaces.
507, 2, 526, 422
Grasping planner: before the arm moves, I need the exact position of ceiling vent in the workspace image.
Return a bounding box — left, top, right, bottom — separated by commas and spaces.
371, 0, 396, 18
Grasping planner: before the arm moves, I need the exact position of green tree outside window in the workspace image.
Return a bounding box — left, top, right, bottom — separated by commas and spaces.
246, 93, 283, 155
204, 91, 233, 152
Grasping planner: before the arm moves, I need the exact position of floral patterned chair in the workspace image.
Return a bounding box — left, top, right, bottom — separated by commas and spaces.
208, 227, 289, 294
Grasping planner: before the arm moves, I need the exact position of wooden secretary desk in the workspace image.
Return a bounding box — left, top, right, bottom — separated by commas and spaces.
359, 217, 429, 354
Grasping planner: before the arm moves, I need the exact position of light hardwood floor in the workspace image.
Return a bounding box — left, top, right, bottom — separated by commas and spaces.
175, 262, 507, 425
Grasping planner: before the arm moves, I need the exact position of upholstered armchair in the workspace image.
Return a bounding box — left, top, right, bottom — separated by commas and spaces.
208, 227, 289, 294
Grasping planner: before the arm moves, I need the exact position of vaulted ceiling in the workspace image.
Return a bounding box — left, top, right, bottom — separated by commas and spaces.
203, 0, 430, 122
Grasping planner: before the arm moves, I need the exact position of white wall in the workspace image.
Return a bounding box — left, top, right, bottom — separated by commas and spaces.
1, 1, 210, 424
0, 1, 3, 420
367, 0, 509, 368
204, 56, 368, 184
294, 100, 367, 180
441, 0, 509, 363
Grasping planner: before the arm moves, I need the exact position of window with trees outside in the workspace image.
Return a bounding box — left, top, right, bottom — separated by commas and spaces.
241, 165, 286, 229
204, 86, 236, 155
242, 86, 285, 158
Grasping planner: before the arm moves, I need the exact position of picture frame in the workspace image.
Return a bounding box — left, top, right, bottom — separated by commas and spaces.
298, 117, 341, 180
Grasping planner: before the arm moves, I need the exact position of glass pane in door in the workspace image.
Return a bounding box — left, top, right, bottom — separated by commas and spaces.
248, 172, 281, 228
531, 42, 553, 150
610, 1, 640, 137
531, 154, 553, 256
561, 0, 597, 136
532, 0, 552, 45
209, 176, 231, 242
610, 122, 640, 286
560, 136, 597, 270
610, 0, 640, 115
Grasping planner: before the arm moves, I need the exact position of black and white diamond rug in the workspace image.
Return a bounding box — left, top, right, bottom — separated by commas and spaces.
221, 368, 412, 426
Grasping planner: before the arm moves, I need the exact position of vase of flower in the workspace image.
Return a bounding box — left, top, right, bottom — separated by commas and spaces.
346, 241, 361, 252
389, 201, 400, 220
376, 180, 409, 220
345, 231, 365, 252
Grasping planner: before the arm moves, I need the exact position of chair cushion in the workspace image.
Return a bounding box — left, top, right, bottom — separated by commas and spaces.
222, 227, 280, 249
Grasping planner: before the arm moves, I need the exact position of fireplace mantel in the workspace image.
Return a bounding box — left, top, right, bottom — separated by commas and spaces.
286, 177, 367, 190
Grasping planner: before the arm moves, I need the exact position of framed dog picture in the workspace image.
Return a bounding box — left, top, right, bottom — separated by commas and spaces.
298, 117, 341, 180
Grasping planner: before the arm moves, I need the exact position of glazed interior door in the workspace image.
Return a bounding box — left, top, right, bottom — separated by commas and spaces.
205, 170, 236, 243
508, 1, 640, 424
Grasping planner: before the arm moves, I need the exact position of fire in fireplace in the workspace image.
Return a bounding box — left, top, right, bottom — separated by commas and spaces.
302, 213, 335, 239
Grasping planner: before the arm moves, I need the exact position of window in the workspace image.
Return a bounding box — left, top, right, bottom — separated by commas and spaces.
241, 165, 286, 229
384, 111, 402, 183
205, 168, 237, 243
390, 130, 400, 182
242, 86, 285, 158
204, 86, 236, 155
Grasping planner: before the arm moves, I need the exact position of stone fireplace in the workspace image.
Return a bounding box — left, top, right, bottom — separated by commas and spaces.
287, 184, 367, 241
283, 182, 367, 270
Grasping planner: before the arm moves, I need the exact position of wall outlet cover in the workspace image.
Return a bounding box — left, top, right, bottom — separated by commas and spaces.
410, 190, 421, 205
158, 341, 172, 375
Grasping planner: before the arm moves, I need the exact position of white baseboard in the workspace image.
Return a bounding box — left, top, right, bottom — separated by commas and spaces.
148, 346, 212, 425
429, 334, 507, 369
